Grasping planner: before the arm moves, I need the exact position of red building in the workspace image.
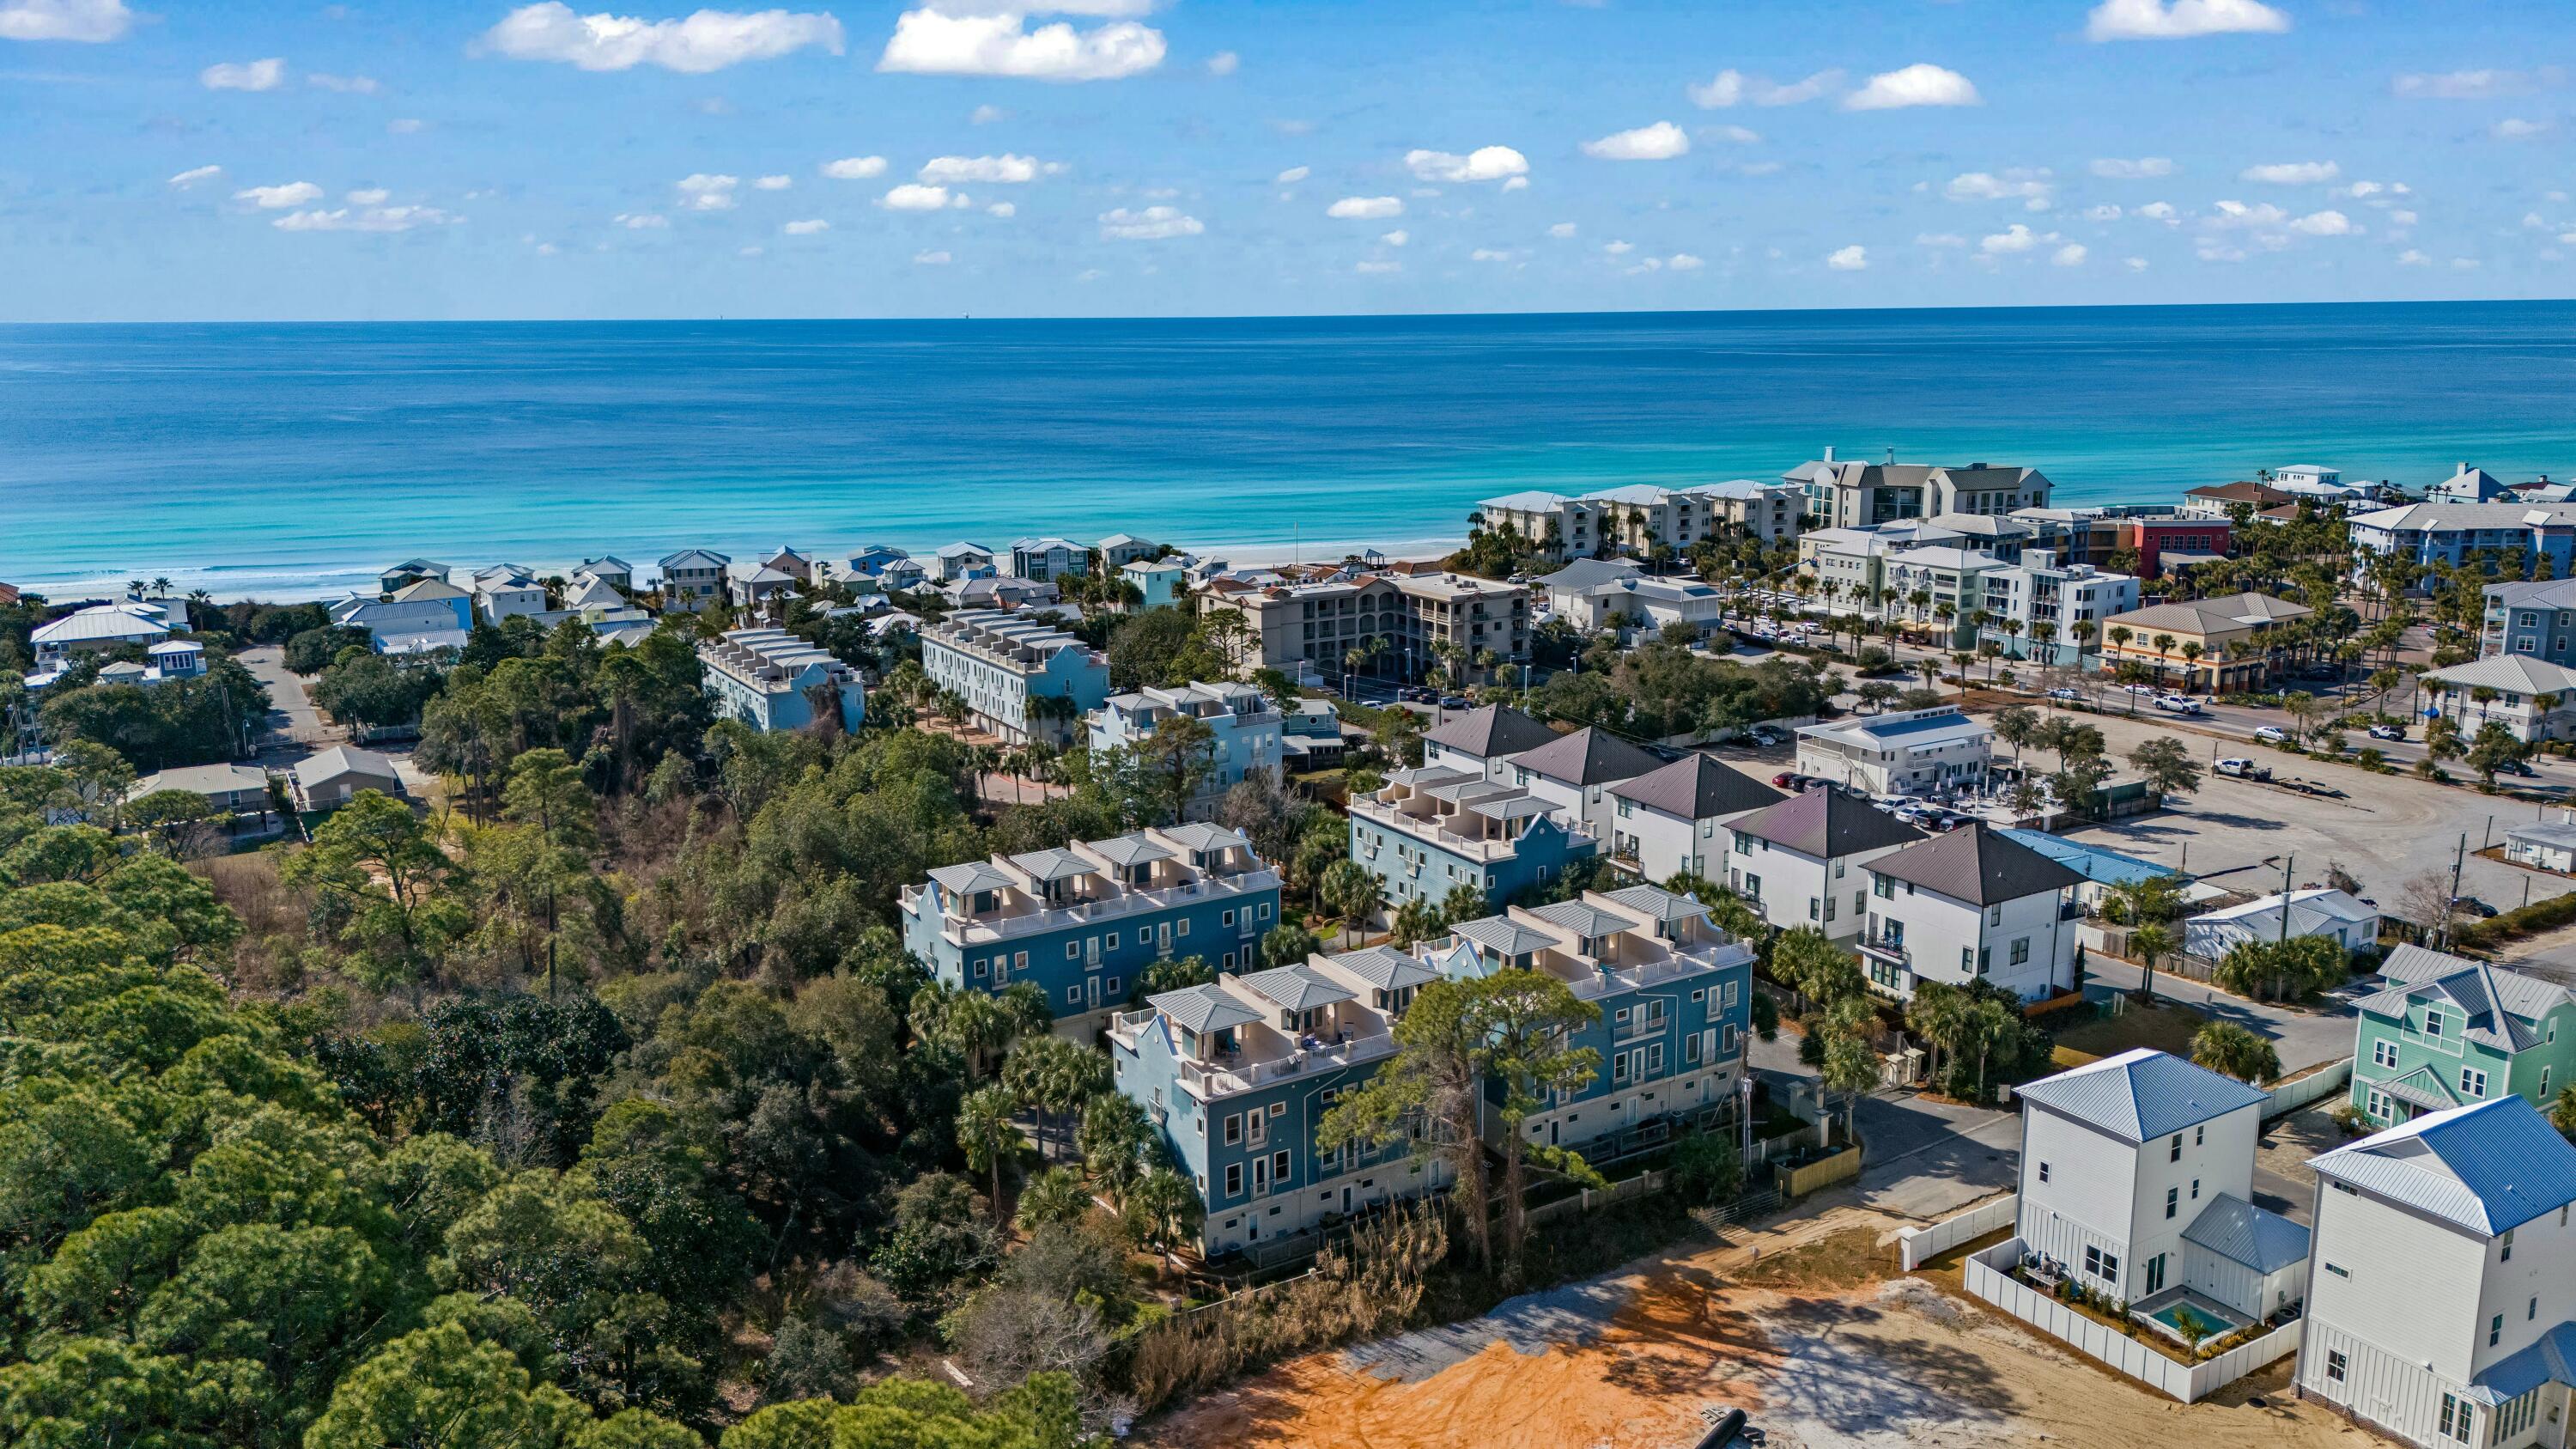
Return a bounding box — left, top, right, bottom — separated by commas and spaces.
2122, 518, 2233, 578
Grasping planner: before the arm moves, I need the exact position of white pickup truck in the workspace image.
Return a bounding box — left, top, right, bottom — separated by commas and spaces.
2215, 757, 2271, 780
2154, 693, 2203, 715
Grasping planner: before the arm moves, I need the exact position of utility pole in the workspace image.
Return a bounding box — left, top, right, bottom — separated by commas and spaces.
2277, 854, 2293, 947
2440, 834, 2468, 952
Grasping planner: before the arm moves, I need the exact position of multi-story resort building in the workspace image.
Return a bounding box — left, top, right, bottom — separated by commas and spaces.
2294, 1095, 2576, 1449
1347, 764, 1597, 910
1087, 680, 1284, 819
697, 627, 866, 734
1473, 480, 1805, 565
918, 607, 1111, 746
1105, 880, 1755, 1259
1197, 569, 1528, 685
1789, 455, 2052, 529
900, 824, 1283, 1035
2097, 592, 2314, 692
1879, 547, 2005, 648
1857, 824, 2084, 1001
656, 549, 730, 612
1975, 551, 2140, 665
1793, 706, 1994, 798
2349, 501, 2576, 577
2418, 654, 2576, 743
2347, 944, 2576, 1130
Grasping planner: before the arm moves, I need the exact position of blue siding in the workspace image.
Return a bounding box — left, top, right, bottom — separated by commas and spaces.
1348, 813, 1595, 912
902, 886, 1282, 1020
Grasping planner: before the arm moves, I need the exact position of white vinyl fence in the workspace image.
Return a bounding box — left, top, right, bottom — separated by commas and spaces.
1899, 1194, 2018, 1272
1962, 1239, 2301, 1403
2264, 1057, 2352, 1120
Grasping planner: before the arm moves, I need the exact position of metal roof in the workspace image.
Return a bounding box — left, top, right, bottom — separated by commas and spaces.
31, 604, 172, 646
292, 745, 398, 788
927, 860, 1015, 895
1525, 899, 1633, 940
1995, 828, 2180, 889
2311, 1095, 2576, 1237
1084, 833, 1175, 869
1240, 964, 1358, 1013
2471, 1322, 2576, 1407
1728, 788, 1924, 859
1150, 983, 1262, 1036
2180, 1193, 2310, 1275
1327, 946, 1439, 992
1158, 821, 1251, 855
1449, 916, 1559, 959
1597, 884, 1708, 925
2014, 1048, 2270, 1144
1007, 848, 1097, 884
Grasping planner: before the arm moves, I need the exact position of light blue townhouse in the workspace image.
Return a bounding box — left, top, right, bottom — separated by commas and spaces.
1108, 946, 1449, 1257
1087, 680, 1283, 819
900, 823, 1282, 1037
918, 607, 1111, 746
1346, 764, 1599, 912
1421, 883, 1756, 1154
697, 627, 866, 734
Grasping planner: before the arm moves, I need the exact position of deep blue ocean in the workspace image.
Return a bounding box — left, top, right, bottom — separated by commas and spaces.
3, 302, 2572, 601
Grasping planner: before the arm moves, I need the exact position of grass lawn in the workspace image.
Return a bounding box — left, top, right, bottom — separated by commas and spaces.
2050, 1002, 2208, 1068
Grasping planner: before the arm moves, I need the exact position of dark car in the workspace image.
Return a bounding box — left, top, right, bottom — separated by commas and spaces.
2454, 897, 2500, 919
1398, 685, 1436, 703
1438, 694, 1472, 710
1771, 770, 1813, 790
2500, 758, 2539, 777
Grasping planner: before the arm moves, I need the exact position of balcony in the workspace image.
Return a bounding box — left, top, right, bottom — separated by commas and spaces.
1173, 1027, 1399, 1097
1857, 935, 1910, 967
902, 868, 1282, 946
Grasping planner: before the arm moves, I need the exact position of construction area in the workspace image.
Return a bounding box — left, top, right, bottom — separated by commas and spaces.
1145, 1203, 2369, 1449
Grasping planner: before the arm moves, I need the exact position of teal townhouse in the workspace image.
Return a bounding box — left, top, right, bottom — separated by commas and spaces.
2349, 944, 2576, 1129
1106, 880, 1752, 1258
697, 627, 866, 734
899, 823, 1282, 1038
1346, 763, 1598, 912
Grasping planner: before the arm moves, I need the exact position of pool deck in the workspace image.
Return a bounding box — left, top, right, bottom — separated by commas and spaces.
2130, 1286, 2253, 1346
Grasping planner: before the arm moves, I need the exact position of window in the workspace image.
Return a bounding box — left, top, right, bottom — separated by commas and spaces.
1647, 1043, 1664, 1075
1105, 931, 1119, 951
2324, 1349, 2347, 1384
2082, 1245, 2118, 1282
1176, 918, 1189, 937
2372, 1038, 2399, 1069
1809, 897, 1822, 922
1221, 910, 1235, 927
2170, 1134, 2183, 1163
972, 958, 988, 978
1989, 904, 2003, 926
1066, 941, 1081, 959
2324, 1262, 2348, 1278
2038, 1161, 2050, 1184
1224, 1163, 1242, 1197
1272, 1149, 1290, 1184
2195, 1124, 2203, 1147
1248, 1112, 1267, 1148
2191, 1178, 2200, 1201
1612, 1052, 1630, 1085
1874, 874, 1894, 899
2009, 936, 2030, 966
1224, 1113, 1242, 1145
2165, 1186, 2178, 1220
2440, 1393, 2467, 1442
2425, 1008, 2446, 1038
2462, 1067, 2488, 1098
1065, 987, 1080, 1005
1105, 976, 1120, 995
2501, 1228, 2515, 1262
1260, 903, 1273, 921
1685, 1033, 1703, 1065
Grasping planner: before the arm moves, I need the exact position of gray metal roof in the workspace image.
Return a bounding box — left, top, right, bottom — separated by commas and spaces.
2372, 1066, 2462, 1112
2311, 1095, 2576, 1237
1327, 946, 1440, 992
1084, 833, 1175, 869
2014, 1048, 2270, 1144
2365, 943, 2574, 1054
1158, 821, 1251, 855
2180, 1193, 2310, 1275
1150, 983, 1262, 1036
1525, 899, 1633, 940
927, 860, 1015, 895
1240, 963, 1358, 1013
1607, 753, 1787, 822
1007, 848, 1097, 884
1450, 916, 1559, 959
1598, 884, 1708, 925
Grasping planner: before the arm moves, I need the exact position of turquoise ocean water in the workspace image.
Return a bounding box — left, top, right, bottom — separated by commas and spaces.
3, 302, 2572, 601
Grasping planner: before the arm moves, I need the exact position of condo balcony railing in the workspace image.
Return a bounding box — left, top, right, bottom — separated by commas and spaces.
902, 868, 1282, 943
1172, 1027, 1399, 1096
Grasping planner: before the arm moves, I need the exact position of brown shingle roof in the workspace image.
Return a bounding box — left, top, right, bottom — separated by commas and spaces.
1868, 824, 2085, 905
1608, 754, 1787, 821
1728, 788, 1924, 859
1424, 704, 1559, 760
1506, 726, 1663, 788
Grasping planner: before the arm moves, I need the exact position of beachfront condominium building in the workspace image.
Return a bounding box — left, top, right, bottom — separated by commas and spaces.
657, 550, 730, 613
1857, 824, 2084, 1001
2349, 501, 2576, 580
1087, 680, 1284, 819
918, 607, 1111, 746
1694, 479, 1806, 545
1794, 706, 1994, 798
2348, 944, 2576, 1132
1534, 558, 1730, 640
2293, 1096, 2576, 1449
2482, 578, 2576, 667
1197, 569, 1529, 685
1474, 490, 1603, 563
1474, 480, 1805, 566
1010, 537, 1089, 581
1722, 786, 1925, 942
1790, 455, 2053, 530
2418, 654, 2576, 743
1880, 547, 2006, 648
2013, 1050, 2301, 1326
1107, 947, 1447, 1257
697, 627, 866, 734
2097, 592, 2314, 692
1976, 551, 2141, 665
1604, 754, 1787, 883
901, 824, 1283, 1035
1348, 764, 1598, 910
1422, 883, 1756, 1153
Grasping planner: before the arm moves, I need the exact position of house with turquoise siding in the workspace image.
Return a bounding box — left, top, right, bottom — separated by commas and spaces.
898, 823, 1282, 1038
1346, 764, 1597, 911
1419, 883, 1755, 1154
1106, 947, 1451, 1257
2348, 944, 2576, 1129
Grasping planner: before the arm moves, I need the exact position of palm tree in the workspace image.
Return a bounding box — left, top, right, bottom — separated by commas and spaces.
2190, 1020, 2281, 1085
2131, 922, 2175, 1007
2179, 641, 2206, 691
2150, 633, 2178, 686
957, 1084, 1020, 1221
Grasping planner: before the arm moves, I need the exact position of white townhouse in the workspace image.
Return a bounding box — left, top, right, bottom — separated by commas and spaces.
2296, 1096, 2576, 1449
1721, 786, 1925, 942
1605, 754, 1788, 884
1794, 706, 1994, 799
2422, 654, 2576, 744
2014, 1050, 2305, 1331
934, 542, 998, 583
1492, 725, 1665, 843
1088, 680, 1284, 819
1420, 703, 1562, 779
919, 607, 1111, 746
1857, 824, 2084, 1002
471, 564, 548, 624
1976, 550, 2140, 665
1010, 537, 1089, 581
657, 550, 731, 613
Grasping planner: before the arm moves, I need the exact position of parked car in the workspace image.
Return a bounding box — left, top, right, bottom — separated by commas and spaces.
2154, 694, 2202, 715
2367, 722, 2406, 741
2046, 687, 2082, 702
1437, 694, 1472, 711
2454, 897, 2500, 919
1748, 725, 1789, 747
2499, 758, 2538, 777
2123, 683, 2160, 697
2215, 757, 2271, 779
1771, 770, 1808, 789
2253, 725, 2291, 745
1398, 685, 1436, 703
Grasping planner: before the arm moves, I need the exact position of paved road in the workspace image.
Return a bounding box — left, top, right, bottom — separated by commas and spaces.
238, 645, 335, 758
2079, 956, 2366, 1077
1749, 1032, 2020, 1223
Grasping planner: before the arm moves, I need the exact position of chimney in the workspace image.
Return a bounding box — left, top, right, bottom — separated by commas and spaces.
1823, 445, 1836, 463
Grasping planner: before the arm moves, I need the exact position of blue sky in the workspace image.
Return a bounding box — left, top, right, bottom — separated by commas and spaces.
2, 0, 2569, 320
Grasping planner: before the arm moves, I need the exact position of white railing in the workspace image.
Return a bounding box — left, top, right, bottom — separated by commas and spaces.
1177, 1031, 1398, 1096
927, 868, 1283, 943
1566, 948, 1734, 1001
1346, 796, 1528, 862
1899, 1193, 2018, 1271
1960, 1239, 2301, 1403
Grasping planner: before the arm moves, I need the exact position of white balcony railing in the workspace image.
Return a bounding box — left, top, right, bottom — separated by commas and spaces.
1174, 1029, 1398, 1098
914, 868, 1283, 945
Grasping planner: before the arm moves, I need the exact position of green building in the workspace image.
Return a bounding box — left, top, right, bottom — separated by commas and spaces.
2348, 943, 2576, 1129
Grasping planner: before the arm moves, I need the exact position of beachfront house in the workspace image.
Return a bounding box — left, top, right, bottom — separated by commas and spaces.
2347, 943, 2576, 1131
290, 745, 403, 812
762, 546, 818, 585
2180, 888, 2379, 965
2421, 654, 2576, 743
1793, 706, 1994, 798
657, 550, 731, 613
29, 602, 173, 664
1087, 680, 1284, 819
899, 824, 1283, 1036
378, 558, 453, 592
697, 627, 866, 734
1856, 824, 2084, 1001
1009, 537, 1088, 581
2013, 1050, 2305, 1335
471, 564, 548, 624
1122, 557, 1190, 610
331, 579, 475, 655
1346, 765, 1598, 911
2097, 592, 2314, 693
1106, 948, 1443, 1257
1426, 883, 1756, 1153
918, 608, 1111, 746
1722, 787, 1925, 942
1604, 754, 1787, 883
934, 542, 998, 583
2430, 465, 2514, 504
576, 556, 635, 593
2293, 1096, 2576, 1449
1097, 533, 1161, 569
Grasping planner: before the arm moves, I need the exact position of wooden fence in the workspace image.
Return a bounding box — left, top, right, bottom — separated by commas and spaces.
1962, 1239, 2301, 1403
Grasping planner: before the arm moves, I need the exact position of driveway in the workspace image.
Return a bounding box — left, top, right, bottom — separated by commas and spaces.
237, 644, 337, 758
1750, 1032, 2020, 1223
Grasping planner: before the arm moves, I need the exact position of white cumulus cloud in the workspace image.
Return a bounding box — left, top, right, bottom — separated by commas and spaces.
2086, 0, 2287, 41
2495, 118, 2550, 140
1843, 64, 1978, 111
754, 174, 792, 190
2398, 248, 2430, 265
0, 0, 133, 42
234, 180, 322, 209
2052, 242, 2087, 265
2137, 200, 2178, 221
614, 211, 669, 228
1826, 244, 1868, 271
1381, 228, 1408, 247
1580, 120, 1688, 161
2090, 156, 2175, 180
274, 204, 459, 233
1687, 67, 1844, 108
2240, 160, 2339, 184
1601, 240, 1633, 255
677, 173, 740, 210
2288, 209, 2357, 235
1943, 169, 2054, 207
1206, 49, 1236, 76
920, 153, 1052, 184
202, 58, 286, 91
1667, 253, 1704, 271
880, 183, 965, 210
1981, 223, 2053, 254
481, 3, 844, 72
346, 187, 390, 204
1405, 145, 1528, 184
1327, 195, 1402, 219
1470, 247, 1513, 262
986, 200, 1014, 216
969, 102, 1007, 124
1546, 222, 1577, 238
2393, 69, 2540, 100
167, 164, 223, 187
878, 5, 1164, 82
2084, 204, 2123, 222
914, 247, 951, 263
783, 217, 829, 234
1098, 204, 1200, 240
821, 155, 888, 180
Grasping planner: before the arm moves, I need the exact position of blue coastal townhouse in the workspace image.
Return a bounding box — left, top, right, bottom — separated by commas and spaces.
899, 823, 1282, 1038
1423, 883, 1755, 1154
1107, 945, 1452, 1257
1346, 763, 1598, 911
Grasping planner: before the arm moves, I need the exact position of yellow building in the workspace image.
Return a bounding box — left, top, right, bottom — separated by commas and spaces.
2098, 592, 2312, 691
